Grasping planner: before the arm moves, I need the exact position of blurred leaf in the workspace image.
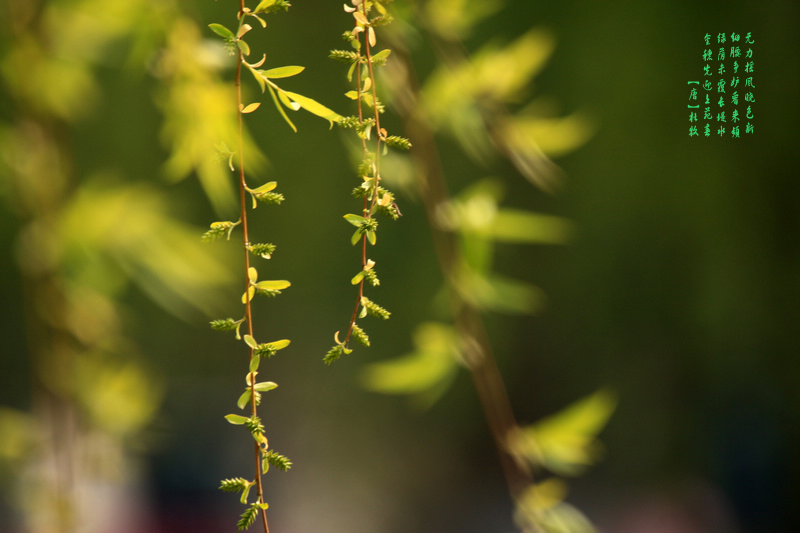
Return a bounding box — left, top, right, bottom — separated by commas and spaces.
423, 0, 504, 40
253, 382, 278, 392
58, 180, 232, 318
457, 268, 546, 315
510, 389, 617, 476
157, 20, 266, 213
71, 352, 164, 436
515, 483, 596, 533
490, 209, 573, 245
0, 408, 35, 463
502, 112, 595, 159
361, 322, 459, 407
421, 29, 555, 157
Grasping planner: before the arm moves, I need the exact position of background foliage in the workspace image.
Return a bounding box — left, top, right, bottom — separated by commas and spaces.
1, 0, 798, 532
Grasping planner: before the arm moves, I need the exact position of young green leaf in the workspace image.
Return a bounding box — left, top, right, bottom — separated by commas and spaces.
209, 23, 235, 40
237, 389, 252, 409
344, 213, 366, 226
254, 381, 278, 392
238, 40, 251, 56
266, 339, 291, 351
263, 66, 305, 78
251, 181, 277, 193
225, 414, 248, 425
256, 280, 291, 290
283, 91, 342, 125
249, 353, 261, 373
243, 334, 258, 349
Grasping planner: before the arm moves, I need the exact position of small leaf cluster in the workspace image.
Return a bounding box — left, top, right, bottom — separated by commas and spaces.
202, 220, 241, 242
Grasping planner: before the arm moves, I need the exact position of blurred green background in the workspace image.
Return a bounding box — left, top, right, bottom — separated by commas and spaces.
1, 0, 798, 532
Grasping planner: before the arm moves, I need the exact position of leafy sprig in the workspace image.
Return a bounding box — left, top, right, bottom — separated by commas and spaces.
325, 0, 408, 363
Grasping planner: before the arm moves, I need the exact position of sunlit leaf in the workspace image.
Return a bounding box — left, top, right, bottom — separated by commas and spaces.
266, 85, 297, 132
241, 102, 261, 114
256, 280, 290, 290
283, 91, 342, 125
510, 389, 617, 476
208, 23, 235, 40
263, 66, 305, 79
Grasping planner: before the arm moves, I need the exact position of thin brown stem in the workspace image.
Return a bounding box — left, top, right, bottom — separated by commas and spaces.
236, 2, 269, 530
392, 42, 534, 504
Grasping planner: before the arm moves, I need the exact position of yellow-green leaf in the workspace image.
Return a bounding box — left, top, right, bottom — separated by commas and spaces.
241, 102, 261, 114
283, 91, 341, 125
243, 335, 258, 349
263, 66, 305, 79
266, 85, 297, 132
209, 23, 235, 40
254, 381, 278, 392
225, 414, 248, 425
256, 280, 291, 290
237, 389, 252, 410
266, 339, 291, 351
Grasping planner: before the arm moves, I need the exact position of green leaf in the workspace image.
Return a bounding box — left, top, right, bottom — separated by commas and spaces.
243, 334, 258, 349
263, 66, 305, 78
344, 90, 359, 100
251, 181, 277, 193
283, 91, 341, 125
249, 353, 261, 373
248, 267, 258, 283
238, 40, 251, 56
256, 280, 291, 290
225, 414, 248, 425
367, 230, 377, 245
208, 23, 235, 40
351, 229, 363, 246
254, 381, 278, 392
266, 84, 297, 132
237, 389, 252, 409
351, 271, 366, 285
266, 339, 291, 350
344, 214, 366, 226
240, 482, 253, 505
370, 48, 392, 67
